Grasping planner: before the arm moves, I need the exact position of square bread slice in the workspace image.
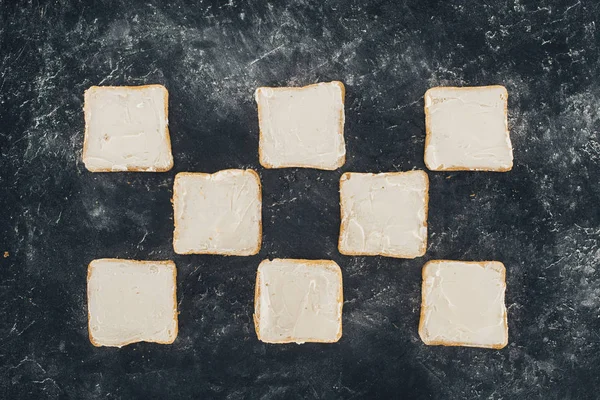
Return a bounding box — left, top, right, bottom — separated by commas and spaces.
254, 259, 343, 344
424, 85, 513, 171
338, 170, 429, 258
419, 260, 508, 349
83, 85, 173, 172
173, 169, 262, 255
255, 81, 346, 170
87, 259, 178, 347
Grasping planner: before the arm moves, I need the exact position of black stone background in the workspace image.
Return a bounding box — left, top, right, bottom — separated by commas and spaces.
1, 0, 599, 398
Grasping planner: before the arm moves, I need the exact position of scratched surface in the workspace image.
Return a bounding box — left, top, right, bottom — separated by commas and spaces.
1, 0, 600, 398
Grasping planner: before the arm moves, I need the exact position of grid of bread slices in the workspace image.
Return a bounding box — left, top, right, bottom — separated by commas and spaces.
84, 82, 511, 349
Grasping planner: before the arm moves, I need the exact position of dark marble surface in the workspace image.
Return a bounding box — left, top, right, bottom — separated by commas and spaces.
1, 0, 600, 398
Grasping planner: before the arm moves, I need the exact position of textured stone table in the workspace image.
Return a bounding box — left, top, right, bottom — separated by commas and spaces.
1, 0, 599, 398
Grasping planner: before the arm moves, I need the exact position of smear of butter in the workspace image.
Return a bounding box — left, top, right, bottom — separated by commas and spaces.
419, 260, 508, 349
254, 259, 343, 344
255, 81, 345, 170
424, 86, 513, 171
83, 85, 173, 172
173, 170, 261, 255
87, 259, 177, 347
339, 171, 428, 258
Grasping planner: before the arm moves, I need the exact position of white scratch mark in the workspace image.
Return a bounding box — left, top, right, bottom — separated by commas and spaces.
395, 98, 421, 111
249, 44, 285, 66
55, 211, 62, 224
9, 356, 47, 373
564, 0, 581, 14
139, 231, 148, 245
269, 197, 297, 208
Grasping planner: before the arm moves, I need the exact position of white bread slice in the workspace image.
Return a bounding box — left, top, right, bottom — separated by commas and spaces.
424, 86, 513, 172
87, 259, 178, 347
419, 260, 508, 349
83, 85, 173, 172
173, 169, 262, 255
254, 259, 343, 344
255, 81, 346, 170
338, 170, 429, 258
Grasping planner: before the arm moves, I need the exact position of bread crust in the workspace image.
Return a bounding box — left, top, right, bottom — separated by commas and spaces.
172, 169, 262, 255
256, 81, 346, 170
253, 258, 343, 344
423, 85, 512, 172
87, 258, 178, 347
82, 84, 174, 172
418, 260, 508, 349
338, 170, 429, 258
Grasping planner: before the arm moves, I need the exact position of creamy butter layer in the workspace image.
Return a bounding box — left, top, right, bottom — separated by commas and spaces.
419, 260, 508, 349
87, 259, 178, 347
83, 85, 173, 172
173, 170, 262, 255
256, 81, 345, 170
339, 170, 428, 258
254, 259, 343, 344
424, 86, 512, 171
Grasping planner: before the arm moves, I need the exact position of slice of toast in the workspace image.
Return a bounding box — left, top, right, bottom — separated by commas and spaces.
87, 259, 178, 347
424, 85, 513, 171
255, 81, 346, 170
173, 169, 262, 255
419, 260, 508, 349
253, 259, 343, 344
83, 85, 173, 172
338, 170, 429, 258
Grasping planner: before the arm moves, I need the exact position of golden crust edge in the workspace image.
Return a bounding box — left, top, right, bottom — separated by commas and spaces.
418, 260, 508, 350
253, 262, 263, 342
338, 170, 429, 258
256, 81, 345, 170
423, 85, 512, 172
87, 258, 178, 347
253, 258, 343, 344
172, 169, 262, 256
83, 85, 173, 173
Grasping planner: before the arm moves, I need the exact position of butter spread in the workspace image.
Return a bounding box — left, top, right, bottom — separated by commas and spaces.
83, 85, 173, 172
424, 86, 513, 171
173, 170, 261, 255
339, 171, 428, 258
255, 81, 345, 170
254, 259, 343, 344
419, 260, 508, 348
87, 259, 177, 347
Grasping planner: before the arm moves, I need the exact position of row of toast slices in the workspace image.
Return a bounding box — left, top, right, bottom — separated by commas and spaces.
88, 258, 508, 349
83, 82, 513, 173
